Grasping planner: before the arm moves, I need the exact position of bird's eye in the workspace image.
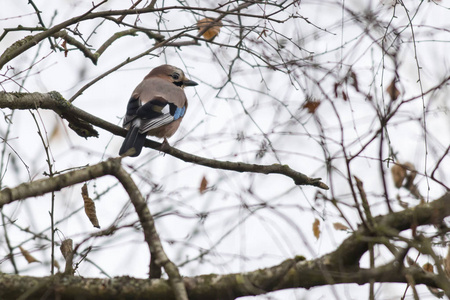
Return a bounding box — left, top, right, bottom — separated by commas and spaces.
172, 73, 180, 80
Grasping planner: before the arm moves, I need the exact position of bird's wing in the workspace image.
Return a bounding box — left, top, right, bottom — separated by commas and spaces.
123, 77, 188, 133
138, 101, 186, 133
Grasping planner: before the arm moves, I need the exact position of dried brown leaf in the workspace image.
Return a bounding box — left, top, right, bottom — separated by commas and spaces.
54, 259, 61, 271
82, 183, 100, 228
312, 218, 321, 240
257, 29, 268, 39
386, 78, 400, 101
333, 82, 339, 98
333, 222, 349, 231
49, 123, 62, 142
391, 163, 406, 188
422, 262, 434, 273
303, 100, 321, 114
398, 162, 423, 201
60, 239, 73, 260
62, 40, 68, 57
350, 70, 359, 92
199, 175, 208, 194
421, 262, 446, 299
403, 162, 417, 187
197, 18, 222, 40
19, 246, 40, 264
60, 239, 75, 275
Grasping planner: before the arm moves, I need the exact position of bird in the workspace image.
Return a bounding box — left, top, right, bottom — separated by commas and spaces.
119, 64, 198, 157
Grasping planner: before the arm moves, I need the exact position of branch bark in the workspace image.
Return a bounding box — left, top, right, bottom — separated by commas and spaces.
0, 91, 328, 189
0, 155, 448, 299
0, 157, 188, 300
0, 248, 443, 300
0, 2, 260, 70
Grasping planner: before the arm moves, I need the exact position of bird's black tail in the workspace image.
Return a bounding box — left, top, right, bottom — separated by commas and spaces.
119, 126, 147, 157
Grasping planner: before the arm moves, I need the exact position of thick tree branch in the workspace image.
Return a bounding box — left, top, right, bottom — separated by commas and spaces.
0, 255, 442, 300
0, 91, 328, 189
0, 157, 188, 300
115, 166, 188, 299
0, 158, 120, 208
0, 152, 447, 299
328, 192, 450, 268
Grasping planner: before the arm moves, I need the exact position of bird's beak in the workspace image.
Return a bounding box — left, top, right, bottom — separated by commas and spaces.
183, 79, 198, 86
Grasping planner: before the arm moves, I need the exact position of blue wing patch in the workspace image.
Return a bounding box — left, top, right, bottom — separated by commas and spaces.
173, 106, 186, 120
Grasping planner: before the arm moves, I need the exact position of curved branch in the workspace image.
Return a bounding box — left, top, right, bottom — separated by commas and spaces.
0, 157, 188, 300
0, 2, 261, 70
329, 192, 450, 267
115, 166, 188, 299
0, 158, 448, 299
0, 158, 119, 207
164, 145, 329, 189
0, 254, 442, 300
0, 1, 108, 70
0, 91, 329, 189
53, 29, 162, 66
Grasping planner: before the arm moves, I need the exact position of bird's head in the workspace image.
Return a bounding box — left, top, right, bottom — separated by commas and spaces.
148, 64, 198, 88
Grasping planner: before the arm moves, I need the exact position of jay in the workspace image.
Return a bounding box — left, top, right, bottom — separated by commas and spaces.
119, 64, 198, 157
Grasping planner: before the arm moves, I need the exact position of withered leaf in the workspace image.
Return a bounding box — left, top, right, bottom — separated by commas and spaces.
60, 239, 73, 260
197, 18, 222, 40
62, 40, 68, 57
391, 163, 406, 188
403, 162, 417, 187
81, 183, 100, 228
199, 175, 208, 194
333, 82, 339, 98
257, 29, 268, 39
54, 259, 61, 271
350, 70, 359, 92
422, 263, 434, 273
386, 78, 400, 101
422, 262, 445, 298
19, 246, 40, 264
303, 100, 321, 114
49, 123, 62, 142
312, 218, 321, 240
333, 222, 349, 231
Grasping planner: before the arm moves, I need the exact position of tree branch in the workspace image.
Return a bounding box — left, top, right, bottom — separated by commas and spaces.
0, 91, 328, 189
0, 2, 263, 70
0, 153, 447, 299
52, 29, 162, 66
0, 254, 442, 300
0, 157, 188, 299
115, 166, 188, 299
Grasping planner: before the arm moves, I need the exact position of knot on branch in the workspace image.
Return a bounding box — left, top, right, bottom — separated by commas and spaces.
48, 91, 99, 138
